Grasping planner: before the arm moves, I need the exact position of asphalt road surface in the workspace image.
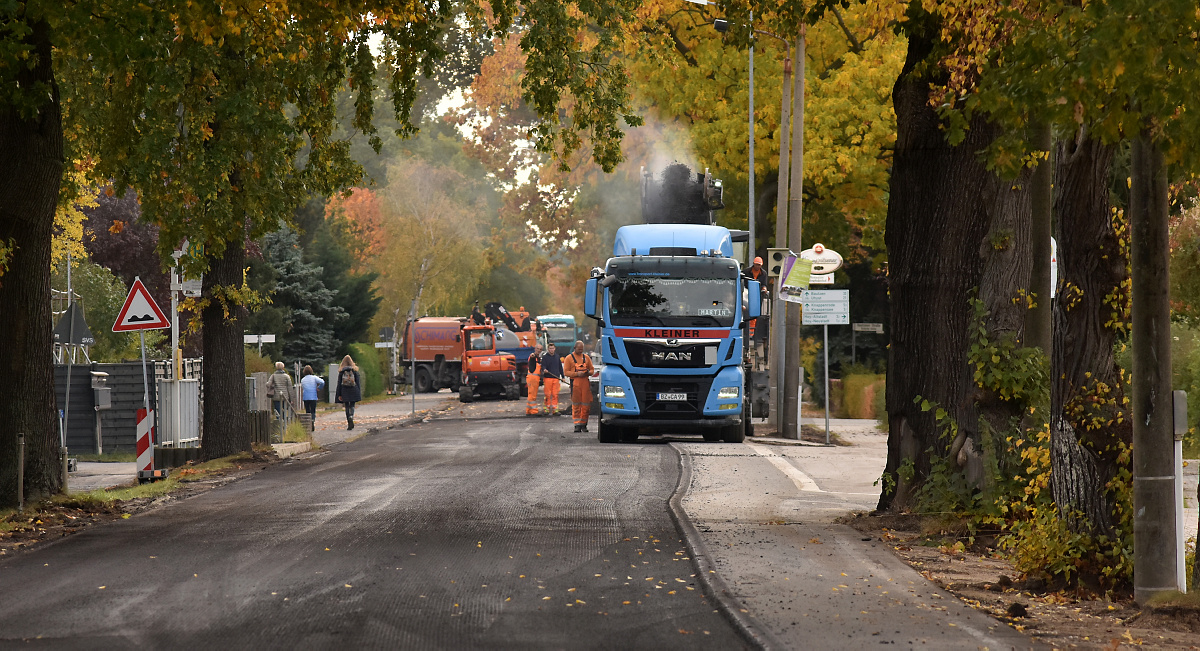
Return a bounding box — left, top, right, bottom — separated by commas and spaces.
0, 408, 746, 649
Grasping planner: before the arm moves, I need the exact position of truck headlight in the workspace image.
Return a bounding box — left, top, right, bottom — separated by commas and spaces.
717, 386, 740, 400
604, 385, 626, 398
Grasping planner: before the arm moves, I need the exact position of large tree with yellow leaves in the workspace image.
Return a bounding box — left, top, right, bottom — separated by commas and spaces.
0, 0, 644, 504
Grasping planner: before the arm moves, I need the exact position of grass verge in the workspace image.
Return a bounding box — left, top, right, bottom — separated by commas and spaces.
72, 452, 138, 463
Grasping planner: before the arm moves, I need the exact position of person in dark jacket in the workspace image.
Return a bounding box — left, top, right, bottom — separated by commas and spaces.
539, 343, 565, 415
334, 355, 363, 430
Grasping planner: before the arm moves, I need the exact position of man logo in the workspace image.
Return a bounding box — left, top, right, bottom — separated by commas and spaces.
650, 352, 692, 362
665, 339, 681, 347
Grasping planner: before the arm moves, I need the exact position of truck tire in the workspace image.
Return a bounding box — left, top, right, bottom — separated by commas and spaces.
459, 386, 474, 403
620, 427, 640, 443
702, 430, 722, 442
415, 367, 433, 394
597, 422, 620, 443
722, 422, 746, 444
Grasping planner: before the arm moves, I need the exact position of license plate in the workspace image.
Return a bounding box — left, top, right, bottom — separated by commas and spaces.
657, 392, 687, 401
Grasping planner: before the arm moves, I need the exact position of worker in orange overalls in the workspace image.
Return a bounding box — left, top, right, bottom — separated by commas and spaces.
525, 343, 543, 415
564, 340, 595, 433
745, 256, 767, 339
540, 342, 564, 416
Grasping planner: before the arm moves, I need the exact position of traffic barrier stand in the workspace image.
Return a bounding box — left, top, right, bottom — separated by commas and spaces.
136, 408, 168, 483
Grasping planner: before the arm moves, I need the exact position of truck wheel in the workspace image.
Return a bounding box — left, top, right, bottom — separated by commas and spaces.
503, 385, 520, 401
597, 422, 620, 443
702, 430, 722, 442
722, 423, 746, 444
619, 427, 640, 443
415, 367, 433, 393
459, 386, 474, 403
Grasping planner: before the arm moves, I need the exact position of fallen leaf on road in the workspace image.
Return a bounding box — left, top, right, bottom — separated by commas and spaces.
810, 538, 822, 544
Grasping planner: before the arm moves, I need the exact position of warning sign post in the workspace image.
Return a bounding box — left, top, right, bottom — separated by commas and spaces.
113, 278, 170, 482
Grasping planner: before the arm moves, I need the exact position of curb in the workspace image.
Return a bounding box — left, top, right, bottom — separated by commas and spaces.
747, 436, 827, 447
667, 445, 786, 651
271, 442, 312, 458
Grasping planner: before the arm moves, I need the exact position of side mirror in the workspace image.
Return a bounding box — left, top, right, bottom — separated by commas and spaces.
584, 278, 598, 319
455, 334, 461, 342
746, 280, 761, 319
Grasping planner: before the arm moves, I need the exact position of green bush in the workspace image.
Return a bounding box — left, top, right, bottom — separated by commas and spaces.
841, 374, 885, 419
872, 378, 888, 429
347, 342, 384, 398
1170, 324, 1200, 457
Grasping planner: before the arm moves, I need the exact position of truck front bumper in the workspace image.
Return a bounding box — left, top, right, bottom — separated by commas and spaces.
600, 416, 741, 429
466, 371, 516, 386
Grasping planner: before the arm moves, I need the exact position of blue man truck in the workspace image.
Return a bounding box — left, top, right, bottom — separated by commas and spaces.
584, 223, 761, 443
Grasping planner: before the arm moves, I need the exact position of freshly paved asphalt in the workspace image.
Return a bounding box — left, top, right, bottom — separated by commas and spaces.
0, 406, 745, 649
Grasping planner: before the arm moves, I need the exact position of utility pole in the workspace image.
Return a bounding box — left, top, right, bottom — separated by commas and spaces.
781, 26, 806, 439
1130, 131, 1176, 604
747, 10, 755, 259
768, 48, 793, 429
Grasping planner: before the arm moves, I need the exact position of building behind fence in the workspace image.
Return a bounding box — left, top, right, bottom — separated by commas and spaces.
54, 360, 202, 454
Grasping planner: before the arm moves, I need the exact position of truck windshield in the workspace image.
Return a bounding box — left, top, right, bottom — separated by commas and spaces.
467, 331, 493, 351
609, 277, 737, 327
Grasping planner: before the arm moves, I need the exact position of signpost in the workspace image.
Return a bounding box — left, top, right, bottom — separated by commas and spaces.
851, 322, 884, 365
801, 289, 849, 444
243, 334, 276, 355
113, 277, 171, 482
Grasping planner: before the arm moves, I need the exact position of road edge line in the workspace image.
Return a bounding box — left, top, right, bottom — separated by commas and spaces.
667, 443, 785, 651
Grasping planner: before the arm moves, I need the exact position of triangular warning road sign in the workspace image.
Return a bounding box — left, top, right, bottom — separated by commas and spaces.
113, 278, 170, 332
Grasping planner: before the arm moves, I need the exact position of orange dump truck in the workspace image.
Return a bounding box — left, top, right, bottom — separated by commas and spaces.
400, 317, 520, 402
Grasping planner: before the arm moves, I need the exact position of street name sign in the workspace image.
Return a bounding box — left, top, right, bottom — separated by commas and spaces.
853, 322, 884, 333
801, 289, 849, 325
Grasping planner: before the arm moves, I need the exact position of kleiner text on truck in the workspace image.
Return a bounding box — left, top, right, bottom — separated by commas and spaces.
584, 223, 761, 443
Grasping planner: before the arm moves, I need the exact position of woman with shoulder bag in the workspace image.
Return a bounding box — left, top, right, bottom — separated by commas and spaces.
334, 355, 362, 430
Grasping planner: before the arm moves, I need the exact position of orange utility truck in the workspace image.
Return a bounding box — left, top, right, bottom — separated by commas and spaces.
401, 317, 520, 403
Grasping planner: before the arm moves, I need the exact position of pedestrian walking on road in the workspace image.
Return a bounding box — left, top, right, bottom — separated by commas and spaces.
526, 343, 544, 415
564, 340, 595, 432
268, 362, 296, 422
539, 343, 564, 416
299, 365, 325, 423
335, 355, 362, 430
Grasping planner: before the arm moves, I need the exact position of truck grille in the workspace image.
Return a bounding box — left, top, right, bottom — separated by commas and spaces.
629, 376, 715, 417
624, 341, 715, 368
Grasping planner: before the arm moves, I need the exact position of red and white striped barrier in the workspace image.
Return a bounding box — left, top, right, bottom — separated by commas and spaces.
136, 408, 167, 481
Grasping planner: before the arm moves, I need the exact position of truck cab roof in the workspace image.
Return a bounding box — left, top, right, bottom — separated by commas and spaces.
612, 224, 733, 258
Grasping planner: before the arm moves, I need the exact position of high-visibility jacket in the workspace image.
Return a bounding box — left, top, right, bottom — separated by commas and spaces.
564, 352, 594, 382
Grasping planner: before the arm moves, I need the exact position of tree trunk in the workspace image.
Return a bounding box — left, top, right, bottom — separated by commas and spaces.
0, 17, 64, 507
879, 32, 1021, 510
1049, 133, 1128, 537
200, 238, 251, 460
1026, 123, 1054, 353
961, 158, 1034, 497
